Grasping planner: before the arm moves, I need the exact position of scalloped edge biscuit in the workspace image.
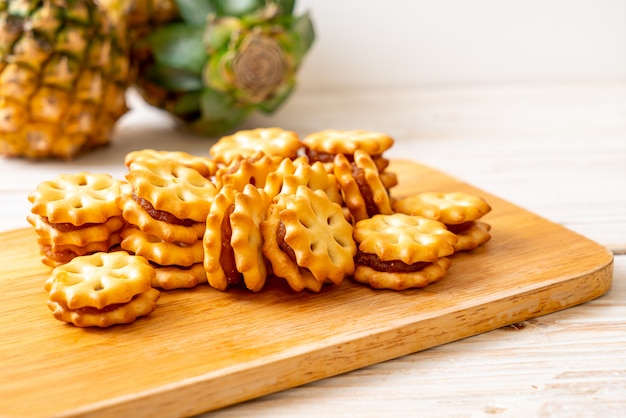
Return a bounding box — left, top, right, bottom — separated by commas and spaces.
120, 226, 204, 267
28, 214, 125, 247
126, 159, 217, 222
28, 172, 123, 226
117, 192, 205, 245
302, 129, 394, 156
393, 192, 492, 225
209, 127, 302, 165
354, 213, 457, 264
152, 263, 208, 290
453, 221, 492, 252
214, 151, 281, 191
264, 156, 343, 205
334, 150, 393, 222
279, 186, 356, 284
261, 197, 325, 293
354, 257, 451, 290
125, 149, 217, 178
46, 251, 155, 310
230, 184, 270, 292
203, 185, 237, 291
47, 288, 160, 328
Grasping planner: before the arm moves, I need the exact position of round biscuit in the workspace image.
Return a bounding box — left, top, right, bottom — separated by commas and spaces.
46, 251, 155, 310
209, 127, 302, 165
302, 129, 394, 156
354, 213, 457, 264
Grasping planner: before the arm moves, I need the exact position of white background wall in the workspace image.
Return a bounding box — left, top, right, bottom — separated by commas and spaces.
295, 0, 626, 89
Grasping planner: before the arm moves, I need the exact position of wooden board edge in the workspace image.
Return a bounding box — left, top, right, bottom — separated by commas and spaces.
57, 256, 614, 417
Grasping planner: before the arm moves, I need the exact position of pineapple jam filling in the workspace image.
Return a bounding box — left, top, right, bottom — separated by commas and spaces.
304, 149, 338, 163
356, 251, 430, 274
75, 301, 126, 315
40, 245, 76, 264
219, 204, 241, 286
305, 149, 384, 166
445, 221, 474, 234
132, 194, 195, 226
42, 217, 99, 232
276, 220, 315, 276
352, 164, 380, 217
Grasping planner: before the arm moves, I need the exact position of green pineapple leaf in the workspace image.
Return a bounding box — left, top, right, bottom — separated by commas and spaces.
145, 65, 204, 92
292, 11, 315, 56
274, 0, 296, 16
149, 23, 206, 75
174, 0, 217, 27
257, 79, 295, 113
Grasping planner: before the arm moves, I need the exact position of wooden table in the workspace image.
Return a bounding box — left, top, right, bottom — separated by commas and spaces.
1, 82, 624, 417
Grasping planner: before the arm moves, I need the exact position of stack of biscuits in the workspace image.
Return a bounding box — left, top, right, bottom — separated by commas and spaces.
45, 251, 160, 327
27, 172, 126, 267
118, 153, 218, 290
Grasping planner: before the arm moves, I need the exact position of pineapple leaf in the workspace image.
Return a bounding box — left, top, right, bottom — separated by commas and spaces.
174, 0, 217, 26
194, 88, 251, 135
145, 66, 204, 92
209, 0, 266, 17
170, 91, 203, 117
149, 24, 206, 76
292, 11, 315, 55
273, 0, 295, 16
257, 80, 295, 113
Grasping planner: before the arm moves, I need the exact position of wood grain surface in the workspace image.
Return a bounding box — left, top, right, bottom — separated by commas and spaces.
0, 160, 613, 418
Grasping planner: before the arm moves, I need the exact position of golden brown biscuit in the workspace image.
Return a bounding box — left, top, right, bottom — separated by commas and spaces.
334, 150, 393, 222
209, 127, 302, 165
393, 191, 492, 252
152, 263, 208, 290
28, 172, 123, 226
264, 156, 343, 205
47, 288, 160, 328
353, 214, 457, 290
262, 186, 356, 291
27, 214, 125, 247
214, 151, 281, 191
46, 251, 156, 310
392, 192, 491, 225
125, 149, 217, 178
37, 232, 123, 268
354, 257, 452, 290
451, 221, 492, 252
302, 129, 394, 157
261, 197, 325, 293
203, 184, 270, 292
126, 159, 217, 223
117, 192, 205, 245
120, 226, 204, 267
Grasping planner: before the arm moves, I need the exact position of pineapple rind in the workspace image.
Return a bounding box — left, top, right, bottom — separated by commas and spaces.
0, 0, 131, 160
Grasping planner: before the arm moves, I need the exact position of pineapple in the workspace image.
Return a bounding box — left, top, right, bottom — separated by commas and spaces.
132, 0, 315, 137
0, 0, 131, 160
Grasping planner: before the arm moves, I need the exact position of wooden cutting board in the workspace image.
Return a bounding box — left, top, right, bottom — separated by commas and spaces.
0, 160, 613, 418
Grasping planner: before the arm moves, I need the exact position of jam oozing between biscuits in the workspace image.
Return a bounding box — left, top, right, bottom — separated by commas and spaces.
133, 194, 195, 226
352, 164, 380, 217
42, 217, 99, 232
219, 204, 242, 285
276, 220, 316, 276
277, 221, 297, 262
356, 251, 430, 273
304, 148, 338, 164
445, 221, 474, 234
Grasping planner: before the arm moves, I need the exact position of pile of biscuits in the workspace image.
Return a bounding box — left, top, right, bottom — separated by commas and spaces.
29, 127, 492, 327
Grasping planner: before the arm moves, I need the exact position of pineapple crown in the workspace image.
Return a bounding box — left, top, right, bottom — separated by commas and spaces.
138, 0, 315, 136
